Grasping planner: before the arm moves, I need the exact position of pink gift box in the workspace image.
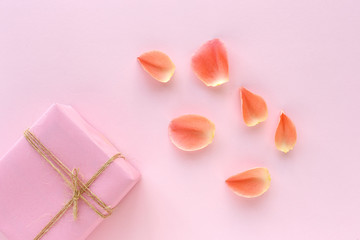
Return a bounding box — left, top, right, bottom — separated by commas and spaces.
0, 104, 140, 240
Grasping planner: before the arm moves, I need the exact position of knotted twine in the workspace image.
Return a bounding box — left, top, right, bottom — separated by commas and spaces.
24, 129, 123, 239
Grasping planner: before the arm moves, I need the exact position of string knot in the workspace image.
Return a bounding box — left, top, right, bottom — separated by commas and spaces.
24, 128, 120, 240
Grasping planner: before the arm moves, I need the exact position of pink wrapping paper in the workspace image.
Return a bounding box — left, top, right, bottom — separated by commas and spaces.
0, 104, 140, 240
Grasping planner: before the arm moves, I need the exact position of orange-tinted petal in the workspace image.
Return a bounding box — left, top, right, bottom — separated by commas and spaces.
138, 51, 175, 83
168, 114, 215, 151
226, 167, 271, 198
240, 87, 268, 126
191, 39, 229, 87
275, 112, 297, 153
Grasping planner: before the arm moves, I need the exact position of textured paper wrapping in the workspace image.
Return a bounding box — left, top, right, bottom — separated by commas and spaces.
0, 104, 140, 240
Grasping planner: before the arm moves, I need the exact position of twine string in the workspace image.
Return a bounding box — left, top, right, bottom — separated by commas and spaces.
23, 129, 124, 240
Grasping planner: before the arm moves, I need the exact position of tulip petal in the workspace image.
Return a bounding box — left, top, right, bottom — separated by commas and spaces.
226, 167, 271, 198
191, 39, 229, 87
168, 114, 215, 151
275, 112, 297, 153
240, 87, 268, 126
138, 51, 175, 83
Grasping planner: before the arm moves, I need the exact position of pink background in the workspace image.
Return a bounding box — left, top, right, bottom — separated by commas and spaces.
0, 0, 359, 239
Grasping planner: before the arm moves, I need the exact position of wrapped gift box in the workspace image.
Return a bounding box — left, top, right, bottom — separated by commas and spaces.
0, 104, 140, 240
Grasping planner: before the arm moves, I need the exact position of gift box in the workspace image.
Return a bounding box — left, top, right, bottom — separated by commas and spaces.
0, 104, 140, 240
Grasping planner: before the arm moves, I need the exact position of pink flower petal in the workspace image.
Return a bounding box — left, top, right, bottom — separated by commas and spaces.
226, 167, 271, 198
275, 112, 297, 153
138, 50, 175, 83
191, 39, 229, 87
168, 114, 215, 151
240, 87, 268, 126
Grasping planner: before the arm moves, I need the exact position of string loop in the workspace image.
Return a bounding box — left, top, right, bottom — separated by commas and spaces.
24, 129, 124, 240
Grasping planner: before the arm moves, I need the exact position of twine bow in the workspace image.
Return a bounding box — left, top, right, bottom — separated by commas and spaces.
24, 129, 124, 240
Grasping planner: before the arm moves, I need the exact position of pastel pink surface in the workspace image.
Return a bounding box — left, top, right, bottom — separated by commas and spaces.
0, 0, 360, 240
0, 104, 140, 239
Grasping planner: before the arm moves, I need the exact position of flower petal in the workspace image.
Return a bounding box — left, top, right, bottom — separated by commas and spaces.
275, 112, 297, 153
168, 114, 215, 151
240, 87, 268, 126
226, 167, 271, 198
138, 51, 175, 83
191, 39, 229, 87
